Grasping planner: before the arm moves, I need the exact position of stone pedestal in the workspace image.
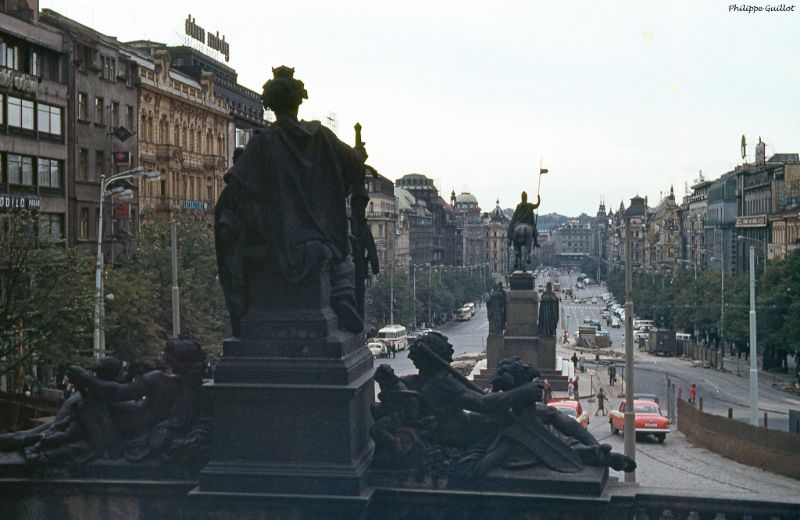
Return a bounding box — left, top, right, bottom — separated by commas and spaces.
505, 288, 538, 337
196, 261, 374, 503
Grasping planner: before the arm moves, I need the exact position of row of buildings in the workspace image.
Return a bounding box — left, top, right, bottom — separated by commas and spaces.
364, 170, 510, 281
1, 2, 265, 258
598, 139, 799, 278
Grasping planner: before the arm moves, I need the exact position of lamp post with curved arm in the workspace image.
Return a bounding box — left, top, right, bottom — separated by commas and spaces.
93, 167, 161, 358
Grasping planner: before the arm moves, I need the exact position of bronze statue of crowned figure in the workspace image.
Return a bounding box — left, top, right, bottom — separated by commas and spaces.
507, 190, 541, 271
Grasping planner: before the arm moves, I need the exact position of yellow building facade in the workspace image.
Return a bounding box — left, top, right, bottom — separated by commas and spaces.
131, 49, 232, 217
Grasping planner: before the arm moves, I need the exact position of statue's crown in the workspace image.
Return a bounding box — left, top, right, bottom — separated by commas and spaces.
272, 66, 296, 79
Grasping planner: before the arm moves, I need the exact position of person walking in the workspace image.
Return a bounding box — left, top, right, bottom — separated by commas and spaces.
595, 388, 607, 416
573, 375, 580, 400
608, 365, 616, 386
542, 378, 553, 404
571, 352, 579, 372
689, 383, 697, 405
567, 379, 575, 400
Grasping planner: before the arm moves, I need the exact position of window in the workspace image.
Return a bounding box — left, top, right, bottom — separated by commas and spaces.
37, 103, 62, 136
7, 154, 33, 185
37, 158, 61, 188
125, 104, 134, 129
80, 208, 89, 239
101, 55, 116, 81
79, 148, 89, 180
111, 101, 119, 127
29, 49, 39, 76
8, 96, 34, 129
95, 151, 105, 179
40, 214, 64, 241
2, 42, 19, 70
78, 92, 88, 120
95, 97, 104, 125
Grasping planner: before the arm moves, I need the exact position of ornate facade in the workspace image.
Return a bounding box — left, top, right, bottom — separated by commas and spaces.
130, 48, 232, 218
484, 200, 508, 282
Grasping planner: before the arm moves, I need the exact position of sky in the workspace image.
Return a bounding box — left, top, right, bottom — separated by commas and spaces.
39, 0, 800, 216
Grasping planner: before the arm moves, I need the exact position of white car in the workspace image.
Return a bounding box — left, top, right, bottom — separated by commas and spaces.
367, 341, 387, 358
590, 297, 598, 304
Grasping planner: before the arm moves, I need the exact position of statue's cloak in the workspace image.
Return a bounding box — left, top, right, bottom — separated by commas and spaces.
508, 201, 537, 235
223, 118, 364, 277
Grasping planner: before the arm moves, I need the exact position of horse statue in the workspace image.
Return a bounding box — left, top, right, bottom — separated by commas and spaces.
507, 191, 540, 271
511, 223, 535, 271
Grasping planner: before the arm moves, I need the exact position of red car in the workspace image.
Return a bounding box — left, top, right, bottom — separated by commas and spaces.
609, 399, 670, 443
548, 399, 590, 427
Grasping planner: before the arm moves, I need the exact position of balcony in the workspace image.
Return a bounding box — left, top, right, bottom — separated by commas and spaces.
203, 155, 226, 170
367, 210, 398, 220
156, 144, 181, 161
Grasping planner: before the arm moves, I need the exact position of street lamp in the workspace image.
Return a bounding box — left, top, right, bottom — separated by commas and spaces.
736, 236, 761, 426
622, 196, 645, 483
93, 166, 161, 358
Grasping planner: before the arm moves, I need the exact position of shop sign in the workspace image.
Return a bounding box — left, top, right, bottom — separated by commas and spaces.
184, 14, 230, 62
0, 194, 41, 211
735, 215, 767, 228
183, 200, 208, 210
113, 151, 131, 168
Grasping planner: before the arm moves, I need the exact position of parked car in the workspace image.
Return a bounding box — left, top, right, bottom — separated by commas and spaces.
611, 317, 621, 328
548, 399, 589, 427
609, 399, 670, 443
590, 297, 598, 304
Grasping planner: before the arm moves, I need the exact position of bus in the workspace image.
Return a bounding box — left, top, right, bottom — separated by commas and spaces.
634, 319, 655, 332
377, 324, 409, 352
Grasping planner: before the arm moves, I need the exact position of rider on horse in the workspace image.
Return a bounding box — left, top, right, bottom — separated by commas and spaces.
508, 191, 540, 248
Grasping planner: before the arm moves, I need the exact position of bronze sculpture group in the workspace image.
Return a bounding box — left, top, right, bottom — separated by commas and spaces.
0, 68, 635, 487
0, 337, 209, 467
371, 333, 635, 478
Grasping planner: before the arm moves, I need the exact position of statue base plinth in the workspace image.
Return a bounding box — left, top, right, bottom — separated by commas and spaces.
198, 262, 374, 499
509, 271, 535, 290
506, 288, 538, 337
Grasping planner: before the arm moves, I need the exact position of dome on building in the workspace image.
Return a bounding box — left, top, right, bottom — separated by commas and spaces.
455, 192, 479, 208
489, 199, 508, 222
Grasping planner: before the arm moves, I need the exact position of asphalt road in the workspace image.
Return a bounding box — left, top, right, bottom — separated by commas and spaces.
373, 303, 489, 376
553, 270, 800, 431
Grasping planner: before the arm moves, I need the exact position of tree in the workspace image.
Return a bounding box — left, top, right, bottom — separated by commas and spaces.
105, 214, 227, 360
0, 212, 94, 392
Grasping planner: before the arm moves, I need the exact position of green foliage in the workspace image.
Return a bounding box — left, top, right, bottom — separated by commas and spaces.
579, 256, 606, 281
0, 212, 94, 389
607, 248, 800, 369
105, 214, 226, 361
365, 265, 491, 329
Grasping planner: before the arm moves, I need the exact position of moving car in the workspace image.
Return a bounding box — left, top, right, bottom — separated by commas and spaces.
455, 306, 472, 321
590, 297, 598, 304
611, 317, 621, 328
609, 399, 670, 443
366, 340, 387, 358
548, 399, 589, 427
